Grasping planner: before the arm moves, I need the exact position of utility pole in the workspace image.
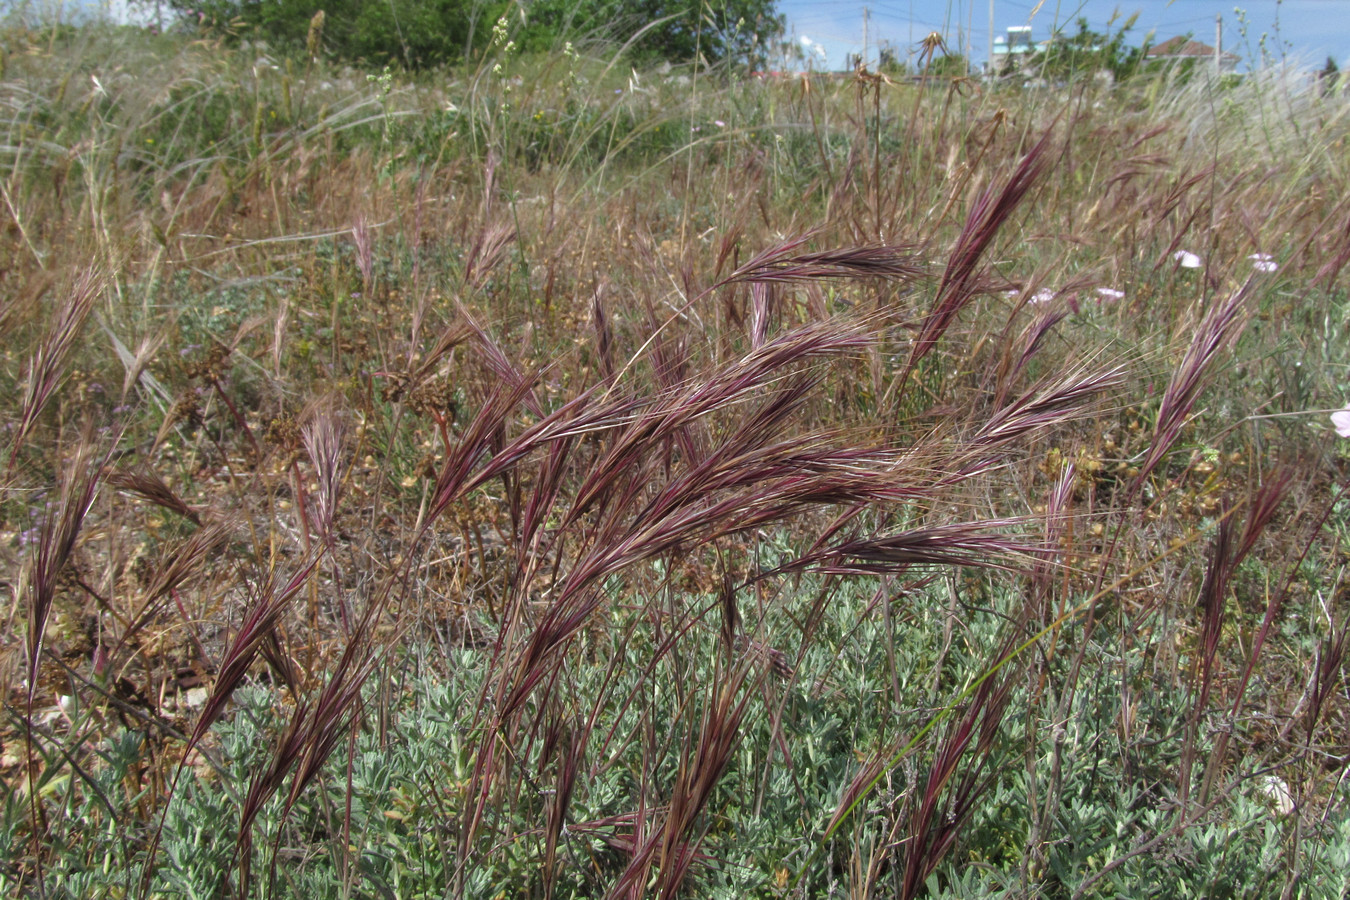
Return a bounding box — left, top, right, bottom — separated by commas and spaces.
1215, 14, 1223, 75
908, 0, 914, 69
862, 6, 870, 68
966, 0, 974, 66
988, 0, 995, 76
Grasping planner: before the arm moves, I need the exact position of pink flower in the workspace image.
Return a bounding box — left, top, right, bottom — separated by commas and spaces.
714, 120, 726, 127
1333, 406, 1350, 438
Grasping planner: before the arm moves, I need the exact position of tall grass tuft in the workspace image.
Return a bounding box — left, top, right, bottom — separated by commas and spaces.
4, 25, 1350, 899
8, 271, 104, 472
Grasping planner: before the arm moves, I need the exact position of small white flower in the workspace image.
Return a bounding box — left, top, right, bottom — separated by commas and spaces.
1173, 250, 1202, 269
1333, 406, 1350, 438
1257, 774, 1295, 815
1096, 287, 1125, 301
1031, 289, 1055, 305
1250, 253, 1278, 273
714, 120, 726, 127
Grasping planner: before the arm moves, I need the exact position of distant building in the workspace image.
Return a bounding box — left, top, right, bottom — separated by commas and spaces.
989, 26, 1061, 75
1005, 26, 1034, 51
1146, 36, 1239, 73
990, 26, 1035, 71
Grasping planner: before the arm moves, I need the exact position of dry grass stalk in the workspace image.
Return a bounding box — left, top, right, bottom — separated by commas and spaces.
187, 556, 322, 753
608, 668, 758, 899
105, 467, 201, 525
976, 364, 1128, 446
899, 663, 1014, 899
123, 519, 232, 647
1133, 284, 1250, 493
9, 269, 103, 470
723, 241, 924, 286
900, 130, 1055, 389
20, 434, 106, 701
789, 519, 1047, 576
14, 429, 111, 873
301, 408, 346, 541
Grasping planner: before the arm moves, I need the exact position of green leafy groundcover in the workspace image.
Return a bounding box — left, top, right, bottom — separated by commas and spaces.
16, 575, 1350, 898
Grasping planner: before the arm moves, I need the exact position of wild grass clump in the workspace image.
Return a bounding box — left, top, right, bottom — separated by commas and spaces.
2, 20, 1350, 899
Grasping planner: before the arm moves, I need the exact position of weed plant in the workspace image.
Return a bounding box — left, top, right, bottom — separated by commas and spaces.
2, 18, 1350, 900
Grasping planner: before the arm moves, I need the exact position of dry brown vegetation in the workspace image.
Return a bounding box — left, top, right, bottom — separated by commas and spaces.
3, 20, 1350, 899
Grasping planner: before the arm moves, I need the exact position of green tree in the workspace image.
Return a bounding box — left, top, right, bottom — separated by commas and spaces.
522, 0, 782, 68
176, 0, 783, 70
176, 0, 500, 66
925, 51, 967, 78
877, 40, 906, 76
1028, 15, 1148, 83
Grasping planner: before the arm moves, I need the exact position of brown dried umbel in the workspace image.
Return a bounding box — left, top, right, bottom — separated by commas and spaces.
181, 345, 230, 382
164, 391, 204, 432
264, 414, 303, 454
406, 377, 459, 424
378, 371, 408, 403
338, 332, 372, 361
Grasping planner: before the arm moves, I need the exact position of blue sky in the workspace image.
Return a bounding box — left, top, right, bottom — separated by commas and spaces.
20, 0, 1350, 72
777, 0, 1350, 71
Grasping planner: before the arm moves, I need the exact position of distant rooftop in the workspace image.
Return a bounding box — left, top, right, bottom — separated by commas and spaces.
1147, 36, 1239, 66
